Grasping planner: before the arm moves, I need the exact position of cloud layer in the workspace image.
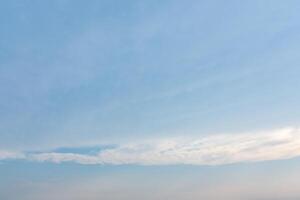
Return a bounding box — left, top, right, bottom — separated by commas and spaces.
1, 127, 300, 166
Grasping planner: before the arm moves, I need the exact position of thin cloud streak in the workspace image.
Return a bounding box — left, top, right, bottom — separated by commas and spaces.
0, 150, 25, 160
2, 127, 300, 166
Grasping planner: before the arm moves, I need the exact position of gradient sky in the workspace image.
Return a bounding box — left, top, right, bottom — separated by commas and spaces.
1, 0, 300, 199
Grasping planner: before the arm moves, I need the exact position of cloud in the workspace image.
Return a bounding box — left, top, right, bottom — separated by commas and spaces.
2, 127, 300, 166
0, 150, 25, 160
29, 153, 103, 165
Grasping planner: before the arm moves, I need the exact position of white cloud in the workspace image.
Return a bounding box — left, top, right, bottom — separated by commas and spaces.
29, 153, 103, 165
0, 150, 25, 160
100, 127, 300, 165
2, 127, 300, 166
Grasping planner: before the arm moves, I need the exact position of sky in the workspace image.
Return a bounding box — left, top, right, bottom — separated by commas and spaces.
1, 0, 300, 199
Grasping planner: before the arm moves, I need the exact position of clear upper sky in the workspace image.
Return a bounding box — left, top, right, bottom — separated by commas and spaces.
1, 0, 300, 199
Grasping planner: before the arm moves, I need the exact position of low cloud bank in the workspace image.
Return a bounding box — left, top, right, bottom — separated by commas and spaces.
1, 127, 300, 166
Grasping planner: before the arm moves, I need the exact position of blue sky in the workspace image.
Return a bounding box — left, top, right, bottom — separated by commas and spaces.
1, 0, 300, 199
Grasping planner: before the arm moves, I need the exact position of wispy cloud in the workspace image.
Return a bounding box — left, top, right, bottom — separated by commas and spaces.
2, 127, 300, 166
0, 150, 25, 160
